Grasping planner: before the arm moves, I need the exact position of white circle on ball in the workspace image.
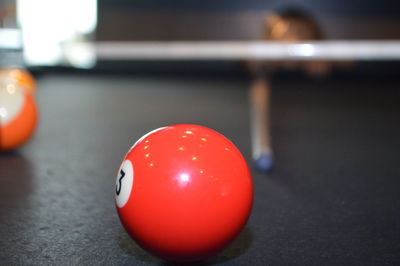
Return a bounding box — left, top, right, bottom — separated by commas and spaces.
115, 160, 134, 208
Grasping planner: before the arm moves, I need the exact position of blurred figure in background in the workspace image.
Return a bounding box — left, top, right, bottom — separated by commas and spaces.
249, 8, 331, 172
249, 7, 331, 77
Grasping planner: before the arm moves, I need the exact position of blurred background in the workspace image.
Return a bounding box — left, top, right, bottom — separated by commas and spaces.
1, 0, 400, 68
96, 0, 400, 40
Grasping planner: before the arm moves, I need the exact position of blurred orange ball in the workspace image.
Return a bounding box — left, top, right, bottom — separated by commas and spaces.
0, 78, 38, 150
0, 68, 36, 95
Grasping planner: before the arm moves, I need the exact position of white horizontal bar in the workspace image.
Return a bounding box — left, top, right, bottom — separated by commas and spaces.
95, 41, 400, 61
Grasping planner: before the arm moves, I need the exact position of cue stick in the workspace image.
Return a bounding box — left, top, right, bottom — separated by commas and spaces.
249, 76, 273, 172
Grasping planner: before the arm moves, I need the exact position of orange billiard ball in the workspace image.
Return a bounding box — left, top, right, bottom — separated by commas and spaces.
0, 68, 36, 95
0, 77, 38, 150
115, 124, 253, 262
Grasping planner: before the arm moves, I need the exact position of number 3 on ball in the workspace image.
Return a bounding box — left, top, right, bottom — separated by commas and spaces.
115, 160, 134, 208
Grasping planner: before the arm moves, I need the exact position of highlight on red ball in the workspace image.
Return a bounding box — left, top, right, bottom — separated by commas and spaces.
0, 76, 38, 150
115, 124, 253, 262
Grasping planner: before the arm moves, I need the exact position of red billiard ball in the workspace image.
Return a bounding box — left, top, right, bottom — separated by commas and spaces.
115, 124, 253, 262
0, 77, 38, 150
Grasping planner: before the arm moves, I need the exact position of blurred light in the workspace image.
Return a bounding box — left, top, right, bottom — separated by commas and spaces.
289, 43, 315, 57
17, 0, 97, 66
0, 29, 22, 50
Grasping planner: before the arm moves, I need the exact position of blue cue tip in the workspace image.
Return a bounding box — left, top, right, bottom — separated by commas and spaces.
254, 153, 274, 173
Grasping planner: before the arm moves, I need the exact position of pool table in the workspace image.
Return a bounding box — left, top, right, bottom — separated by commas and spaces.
0, 67, 399, 265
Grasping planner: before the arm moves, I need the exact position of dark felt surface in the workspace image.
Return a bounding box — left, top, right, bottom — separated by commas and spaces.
0, 73, 399, 265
